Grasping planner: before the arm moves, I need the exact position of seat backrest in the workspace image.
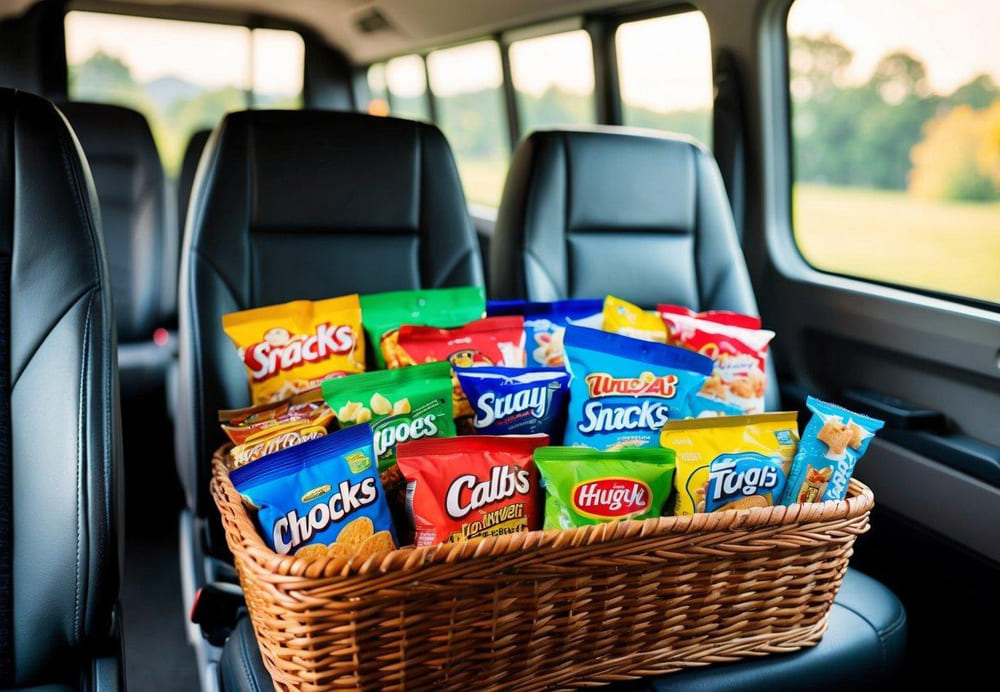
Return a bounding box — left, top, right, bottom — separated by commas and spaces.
176, 128, 211, 248
0, 89, 121, 687
176, 110, 483, 517
491, 128, 777, 408
58, 101, 174, 340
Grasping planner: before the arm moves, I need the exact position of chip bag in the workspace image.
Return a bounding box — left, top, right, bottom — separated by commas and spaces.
229, 424, 396, 559
562, 325, 713, 450
455, 366, 569, 438
662, 413, 800, 516
603, 295, 667, 343
320, 361, 456, 471
658, 304, 775, 415
488, 299, 603, 367
223, 295, 364, 404
781, 397, 883, 505
219, 394, 333, 446
361, 287, 485, 369
534, 446, 676, 529
394, 316, 526, 418
396, 435, 547, 546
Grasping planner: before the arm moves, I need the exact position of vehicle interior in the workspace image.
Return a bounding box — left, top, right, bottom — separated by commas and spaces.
0, 0, 997, 689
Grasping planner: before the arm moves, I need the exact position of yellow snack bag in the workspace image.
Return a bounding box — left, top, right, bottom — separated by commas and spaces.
661, 412, 799, 515
223, 295, 365, 404
602, 295, 667, 343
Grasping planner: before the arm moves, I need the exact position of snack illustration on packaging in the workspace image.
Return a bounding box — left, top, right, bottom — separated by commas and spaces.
534, 446, 675, 529
220, 394, 336, 468
488, 299, 602, 367
393, 316, 526, 418
602, 295, 667, 343
658, 304, 774, 415
661, 413, 799, 515
562, 325, 713, 450
223, 295, 364, 404
361, 287, 485, 369
229, 424, 396, 558
781, 397, 883, 505
454, 366, 569, 438
395, 435, 547, 546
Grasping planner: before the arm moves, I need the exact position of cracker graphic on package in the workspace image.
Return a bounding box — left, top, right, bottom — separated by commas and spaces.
354, 531, 395, 561
848, 422, 865, 450
295, 544, 329, 560
337, 516, 375, 546
718, 495, 769, 511
817, 417, 853, 455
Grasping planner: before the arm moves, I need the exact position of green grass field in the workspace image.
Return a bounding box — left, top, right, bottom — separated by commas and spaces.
793, 183, 1000, 304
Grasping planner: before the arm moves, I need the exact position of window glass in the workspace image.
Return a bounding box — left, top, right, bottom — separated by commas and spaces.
427, 41, 509, 207
386, 55, 430, 121
509, 30, 596, 133
366, 63, 390, 116
788, 0, 1000, 304
615, 12, 713, 146
65, 11, 303, 175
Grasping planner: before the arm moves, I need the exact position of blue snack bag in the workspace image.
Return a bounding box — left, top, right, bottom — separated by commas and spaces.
488, 299, 603, 367
230, 424, 396, 558
454, 366, 570, 438
563, 325, 714, 450
781, 397, 884, 505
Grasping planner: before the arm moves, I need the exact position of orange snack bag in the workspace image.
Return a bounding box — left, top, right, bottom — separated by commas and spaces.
223, 295, 365, 404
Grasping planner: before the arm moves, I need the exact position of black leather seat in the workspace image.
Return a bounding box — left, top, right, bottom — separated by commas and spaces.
218, 569, 905, 691
57, 102, 176, 396
176, 129, 211, 241
0, 89, 122, 690
176, 110, 483, 584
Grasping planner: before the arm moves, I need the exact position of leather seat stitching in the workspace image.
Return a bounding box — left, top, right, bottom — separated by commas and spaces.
10, 286, 97, 389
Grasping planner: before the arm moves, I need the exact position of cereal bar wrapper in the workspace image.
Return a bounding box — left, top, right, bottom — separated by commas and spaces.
603, 295, 667, 343
223, 295, 364, 405
534, 446, 675, 529
562, 325, 713, 451
781, 397, 884, 505
658, 304, 774, 415
455, 366, 570, 439
394, 316, 526, 418
488, 298, 603, 367
229, 424, 396, 559
661, 412, 799, 516
361, 286, 485, 369
396, 435, 547, 546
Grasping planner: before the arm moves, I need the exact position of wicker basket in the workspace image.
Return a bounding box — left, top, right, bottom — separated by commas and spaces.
211, 447, 874, 692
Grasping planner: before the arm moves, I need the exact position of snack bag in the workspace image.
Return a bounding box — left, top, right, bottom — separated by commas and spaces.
394, 316, 526, 418
534, 447, 676, 529
603, 295, 667, 343
361, 287, 485, 369
396, 435, 547, 546
229, 424, 396, 559
658, 304, 775, 415
223, 295, 364, 404
488, 298, 603, 367
562, 325, 713, 450
320, 361, 456, 471
781, 397, 883, 505
455, 366, 569, 438
219, 393, 333, 446
662, 413, 799, 516
229, 417, 333, 470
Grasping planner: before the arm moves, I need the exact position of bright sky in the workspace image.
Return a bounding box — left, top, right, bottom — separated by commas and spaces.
788, 0, 1000, 94
65, 11, 304, 95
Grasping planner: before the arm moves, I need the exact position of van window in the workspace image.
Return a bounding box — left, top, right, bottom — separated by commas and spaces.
366, 63, 390, 115
427, 41, 509, 207
509, 29, 596, 133
386, 55, 430, 121
65, 11, 304, 175
788, 0, 1000, 304
615, 11, 713, 146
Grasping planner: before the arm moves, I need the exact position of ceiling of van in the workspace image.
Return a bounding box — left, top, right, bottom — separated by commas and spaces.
53, 0, 636, 63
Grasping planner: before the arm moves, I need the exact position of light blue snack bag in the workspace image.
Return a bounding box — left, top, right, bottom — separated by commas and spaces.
781, 396, 884, 505
562, 325, 714, 450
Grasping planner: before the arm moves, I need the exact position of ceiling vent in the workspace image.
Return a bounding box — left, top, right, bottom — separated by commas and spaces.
355, 7, 393, 34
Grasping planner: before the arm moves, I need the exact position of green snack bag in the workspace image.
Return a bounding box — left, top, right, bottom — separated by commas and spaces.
360, 286, 486, 369
534, 447, 676, 529
320, 361, 456, 471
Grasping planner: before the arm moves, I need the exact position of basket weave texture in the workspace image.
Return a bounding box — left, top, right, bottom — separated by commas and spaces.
211, 447, 874, 692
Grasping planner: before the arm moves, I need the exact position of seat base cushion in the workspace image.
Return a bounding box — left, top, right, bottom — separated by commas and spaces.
219, 569, 904, 692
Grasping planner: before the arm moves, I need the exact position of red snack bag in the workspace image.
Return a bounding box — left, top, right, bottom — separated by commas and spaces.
393, 316, 526, 418
396, 435, 547, 546
657, 304, 774, 415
